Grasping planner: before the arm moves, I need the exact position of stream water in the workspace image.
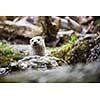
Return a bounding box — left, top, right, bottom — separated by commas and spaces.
0, 61, 100, 83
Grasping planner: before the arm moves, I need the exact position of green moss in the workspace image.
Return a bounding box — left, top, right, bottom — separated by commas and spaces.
4, 47, 13, 54
50, 43, 72, 59
0, 56, 10, 67
64, 50, 72, 60
0, 41, 22, 67
69, 35, 77, 43
0, 42, 13, 55
95, 19, 100, 25
0, 53, 22, 67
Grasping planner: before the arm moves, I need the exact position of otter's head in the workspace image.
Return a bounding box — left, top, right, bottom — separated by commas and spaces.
30, 36, 45, 49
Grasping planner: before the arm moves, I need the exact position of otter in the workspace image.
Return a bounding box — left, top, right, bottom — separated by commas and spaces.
30, 36, 45, 56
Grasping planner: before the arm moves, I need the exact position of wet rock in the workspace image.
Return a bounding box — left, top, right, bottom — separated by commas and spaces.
0, 68, 6, 75
87, 43, 100, 62
10, 45, 31, 56
0, 67, 9, 75
11, 55, 64, 71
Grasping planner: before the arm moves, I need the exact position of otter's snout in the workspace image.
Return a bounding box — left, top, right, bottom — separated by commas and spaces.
34, 41, 38, 45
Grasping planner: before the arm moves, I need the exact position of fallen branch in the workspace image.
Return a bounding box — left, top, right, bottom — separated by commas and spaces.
0, 20, 42, 39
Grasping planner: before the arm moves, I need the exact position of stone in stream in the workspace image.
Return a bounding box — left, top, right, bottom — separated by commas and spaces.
10, 55, 65, 71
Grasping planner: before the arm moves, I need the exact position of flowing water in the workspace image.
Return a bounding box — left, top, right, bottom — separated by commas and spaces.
1, 61, 100, 83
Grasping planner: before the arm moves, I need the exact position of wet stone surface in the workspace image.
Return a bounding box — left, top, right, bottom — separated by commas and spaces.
10, 55, 65, 71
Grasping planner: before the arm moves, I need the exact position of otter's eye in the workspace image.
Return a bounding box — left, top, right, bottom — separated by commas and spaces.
37, 39, 40, 41
31, 40, 34, 42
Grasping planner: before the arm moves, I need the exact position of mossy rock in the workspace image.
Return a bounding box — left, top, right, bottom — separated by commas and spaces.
0, 41, 13, 55
64, 39, 96, 64
0, 41, 22, 67
50, 35, 100, 64
0, 53, 22, 67
50, 43, 72, 60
